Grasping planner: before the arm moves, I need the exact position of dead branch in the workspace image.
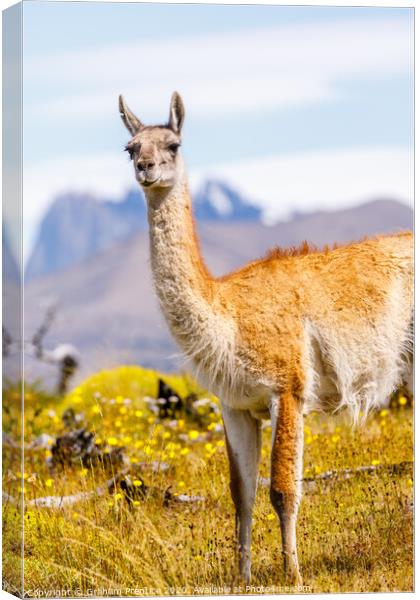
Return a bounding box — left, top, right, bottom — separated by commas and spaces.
258, 460, 413, 491
32, 304, 57, 359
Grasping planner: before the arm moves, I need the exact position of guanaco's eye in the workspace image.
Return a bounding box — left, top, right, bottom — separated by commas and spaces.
125, 144, 139, 160
168, 143, 180, 153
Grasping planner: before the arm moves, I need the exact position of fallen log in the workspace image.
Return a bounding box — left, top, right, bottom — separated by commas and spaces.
2, 466, 204, 510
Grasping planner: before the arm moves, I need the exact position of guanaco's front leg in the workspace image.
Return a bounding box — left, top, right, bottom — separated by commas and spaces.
222, 404, 262, 584
270, 389, 304, 586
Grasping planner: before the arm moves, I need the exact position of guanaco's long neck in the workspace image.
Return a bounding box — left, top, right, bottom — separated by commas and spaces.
145, 170, 216, 345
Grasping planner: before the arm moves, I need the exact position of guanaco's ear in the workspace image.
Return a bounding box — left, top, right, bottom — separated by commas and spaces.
118, 95, 143, 135
168, 92, 185, 134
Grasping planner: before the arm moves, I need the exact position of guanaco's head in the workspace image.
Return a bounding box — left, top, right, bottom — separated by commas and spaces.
119, 92, 185, 190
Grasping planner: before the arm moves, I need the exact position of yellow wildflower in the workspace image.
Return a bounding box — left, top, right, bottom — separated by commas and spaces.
188, 430, 200, 440
133, 479, 143, 487
114, 493, 123, 501
107, 436, 118, 446
45, 478, 54, 488
79, 468, 88, 478
399, 396, 408, 406
380, 409, 389, 417
135, 410, 143, 418
180, 448, 190, 456
119, 406, 127, 415
371, 459, 380, 466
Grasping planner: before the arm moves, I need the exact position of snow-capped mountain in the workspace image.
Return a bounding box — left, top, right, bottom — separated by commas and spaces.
194, 180, 262, 222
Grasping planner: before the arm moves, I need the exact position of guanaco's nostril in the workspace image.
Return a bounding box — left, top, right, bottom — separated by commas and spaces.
137, 160, 155, 171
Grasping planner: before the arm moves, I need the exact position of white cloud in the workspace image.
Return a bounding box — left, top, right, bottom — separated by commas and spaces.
190, 146, 414, 223
24, 152, 132, 222
24, 144, 413, 259
26, 16, 413, 120
32, 74, 335, 121
23, 152, 134, 258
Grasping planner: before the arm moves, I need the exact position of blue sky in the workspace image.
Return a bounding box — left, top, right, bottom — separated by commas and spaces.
21, 2, 414, 256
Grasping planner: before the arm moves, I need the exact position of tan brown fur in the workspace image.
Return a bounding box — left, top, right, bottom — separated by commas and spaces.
271, 391, 301, 495
213, 232, 412, 395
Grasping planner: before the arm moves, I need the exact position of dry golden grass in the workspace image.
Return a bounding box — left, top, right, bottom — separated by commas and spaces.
3, 367, 413, 596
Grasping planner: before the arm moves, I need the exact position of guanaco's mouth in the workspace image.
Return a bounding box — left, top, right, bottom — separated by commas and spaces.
142, 177, 160, 188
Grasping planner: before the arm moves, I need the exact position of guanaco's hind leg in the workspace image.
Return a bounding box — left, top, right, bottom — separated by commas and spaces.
270, 389, 304, 585
222, 405, 262, 584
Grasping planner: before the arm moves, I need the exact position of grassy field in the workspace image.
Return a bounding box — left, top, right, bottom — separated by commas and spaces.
3, 366, 413, 596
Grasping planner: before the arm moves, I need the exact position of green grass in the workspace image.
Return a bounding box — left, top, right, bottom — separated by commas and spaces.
3, 367, 413, 595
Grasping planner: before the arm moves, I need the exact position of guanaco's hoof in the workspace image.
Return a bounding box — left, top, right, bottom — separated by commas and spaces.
286, 569, 302, 587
